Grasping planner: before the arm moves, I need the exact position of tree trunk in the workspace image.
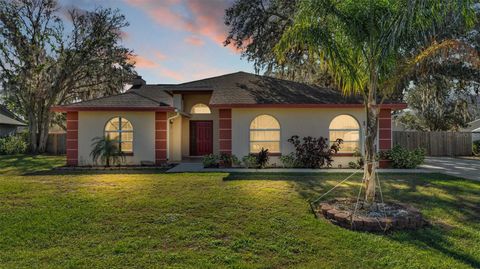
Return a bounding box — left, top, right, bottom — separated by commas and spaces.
37, 108, 51, 153
28, 111, 39, 153
363, 74, 379, 203
363, 102, 378, 203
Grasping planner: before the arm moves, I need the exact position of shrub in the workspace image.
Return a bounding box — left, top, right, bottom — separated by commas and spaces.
219, 153, 240, 167
90, 136, 125, 167
256, 148, 269, 168
0, 135, 28, 155
280, 152, 297, 168
203, 154, 219, 168
473, 140, 480, 156
383, 145, 425, 169
287, 135, 342, 168
348, 148, 364, 169
242, 155, 257, 168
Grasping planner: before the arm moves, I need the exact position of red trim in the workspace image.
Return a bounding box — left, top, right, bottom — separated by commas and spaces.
219, 119, 232, 129
219, 109, 232, 154
155, 112, 168, 164
66, 112, 78, 166
51, 106, 174, 112
210, 103, 407, 110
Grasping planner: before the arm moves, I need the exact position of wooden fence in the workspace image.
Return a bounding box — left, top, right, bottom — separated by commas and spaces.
393, 131, 472, 156
46, 133, 66, 155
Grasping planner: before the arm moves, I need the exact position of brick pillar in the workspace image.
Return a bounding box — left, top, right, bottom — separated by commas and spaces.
66, 112, 78, 166
219, 109, 232, 154
155, 112, 167, 165
378, 108, 392, 168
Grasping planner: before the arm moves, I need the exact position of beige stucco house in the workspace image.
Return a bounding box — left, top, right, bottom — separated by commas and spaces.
53, 72, 405, 167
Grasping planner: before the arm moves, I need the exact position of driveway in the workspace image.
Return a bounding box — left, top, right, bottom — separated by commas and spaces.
421, 157, 480, 181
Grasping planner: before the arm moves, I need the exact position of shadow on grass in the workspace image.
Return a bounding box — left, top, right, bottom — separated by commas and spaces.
0, 155, 65, 176
28, 168, 171, 176
223, 172, 480, 267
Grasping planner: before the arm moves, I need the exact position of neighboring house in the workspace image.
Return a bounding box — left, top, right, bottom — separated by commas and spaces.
461, 118, 480, 142
0, 105, 26, 137
52, 72, 406, 167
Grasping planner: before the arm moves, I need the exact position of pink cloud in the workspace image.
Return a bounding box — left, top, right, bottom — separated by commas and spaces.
154, 51, 167, 61
129, 54, 158, 69
184, 36, 205, 46
159, 67, 183, 81
124, 0, 237, 50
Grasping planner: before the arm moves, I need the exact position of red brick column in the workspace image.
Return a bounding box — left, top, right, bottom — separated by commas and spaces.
155, 112, 167, 165
219, 109, 232, 154
378, 109, 392, 168
66, 112, 78, 166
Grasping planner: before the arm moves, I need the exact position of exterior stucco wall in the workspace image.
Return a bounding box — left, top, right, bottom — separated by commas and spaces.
77, 111, 155, 166
231, 108, 367, 167
181, 93, 219, 157
169, 115, 183, 162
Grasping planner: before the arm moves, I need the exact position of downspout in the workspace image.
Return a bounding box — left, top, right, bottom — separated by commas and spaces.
166, 109, 180, 160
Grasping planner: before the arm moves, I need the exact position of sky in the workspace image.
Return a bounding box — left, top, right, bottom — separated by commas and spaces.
59, 0, 255, 84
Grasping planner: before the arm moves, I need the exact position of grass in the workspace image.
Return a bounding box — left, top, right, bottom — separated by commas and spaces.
0, 156, 479, 268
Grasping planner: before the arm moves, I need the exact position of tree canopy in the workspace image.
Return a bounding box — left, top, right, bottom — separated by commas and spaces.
273, 0, 478, 201
0, 0, 135, 152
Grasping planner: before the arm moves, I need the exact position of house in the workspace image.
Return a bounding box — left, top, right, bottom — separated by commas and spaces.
0, 105, 26, 137
461, 118, 480, 142
52, 72, 406, 167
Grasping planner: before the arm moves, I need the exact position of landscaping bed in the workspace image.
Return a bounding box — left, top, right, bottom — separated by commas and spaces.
315, 198, 427, 232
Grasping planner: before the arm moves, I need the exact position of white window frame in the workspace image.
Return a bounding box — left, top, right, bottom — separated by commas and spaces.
104, 116, 134, 154
329, 114, 361, 153
249, 114, 281, 154
190, 103, 211, 114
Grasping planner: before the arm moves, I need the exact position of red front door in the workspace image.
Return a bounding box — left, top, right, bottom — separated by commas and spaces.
190, 121, 213, 156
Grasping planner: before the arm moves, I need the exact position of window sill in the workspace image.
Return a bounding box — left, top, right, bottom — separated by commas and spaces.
250, 152, 281, 157
123, 152, 134, 156
334, 153, 355, 157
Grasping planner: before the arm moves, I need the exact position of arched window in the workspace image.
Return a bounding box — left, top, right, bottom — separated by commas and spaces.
329, 115, 360, 153
190, 103, 211, 114
250, 115, 280, 153
105, 117, 133, 153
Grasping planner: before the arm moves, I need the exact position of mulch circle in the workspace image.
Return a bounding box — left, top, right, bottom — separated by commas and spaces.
314, 198, 427, 232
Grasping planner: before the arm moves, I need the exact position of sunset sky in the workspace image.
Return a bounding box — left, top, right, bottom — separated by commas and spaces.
59, 0, 255, 84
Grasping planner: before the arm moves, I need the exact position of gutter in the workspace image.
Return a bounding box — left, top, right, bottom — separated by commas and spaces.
166, 109, 181, 160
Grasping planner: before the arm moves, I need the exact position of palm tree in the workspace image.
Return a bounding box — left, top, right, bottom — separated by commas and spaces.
90, 136, 125, 167
275, 0, 478, 203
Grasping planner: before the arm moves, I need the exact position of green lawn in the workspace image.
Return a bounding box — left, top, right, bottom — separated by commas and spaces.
0, 156, 479, 268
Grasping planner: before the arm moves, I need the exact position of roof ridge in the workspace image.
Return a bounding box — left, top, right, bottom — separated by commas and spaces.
176, 71, 246, 86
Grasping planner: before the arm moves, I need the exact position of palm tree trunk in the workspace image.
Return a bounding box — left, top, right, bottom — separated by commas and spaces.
364, 72, 379, 203
363, 102, 378, 203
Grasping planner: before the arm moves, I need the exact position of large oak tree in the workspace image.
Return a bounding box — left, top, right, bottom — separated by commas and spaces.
0, 0, 135, 153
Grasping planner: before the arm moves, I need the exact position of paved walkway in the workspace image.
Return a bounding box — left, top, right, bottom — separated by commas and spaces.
167, 162, 431, 174
420, 157, 480, 181
168, 158, 480, 181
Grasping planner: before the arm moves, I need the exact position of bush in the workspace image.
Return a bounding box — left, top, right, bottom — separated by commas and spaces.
280, 153, 297, 168
348, 148, 364, 169
242, 155, 257, 168
256, 148, 269, 168
203, 154, 219, 168
473, 140, 480, 156
0, 135, 28, 155
287, 135, 342, 168
383, 145, 425, 169
219, 153, 240, 167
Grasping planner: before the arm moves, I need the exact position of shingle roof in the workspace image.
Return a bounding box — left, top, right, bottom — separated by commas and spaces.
57, 91, 171, 109
0, 105, 26, 126
55, 71, 403, 110
171, 72, 364, 105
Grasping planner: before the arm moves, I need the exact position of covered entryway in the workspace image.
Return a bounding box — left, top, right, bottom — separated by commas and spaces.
189, 121, 213, 156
